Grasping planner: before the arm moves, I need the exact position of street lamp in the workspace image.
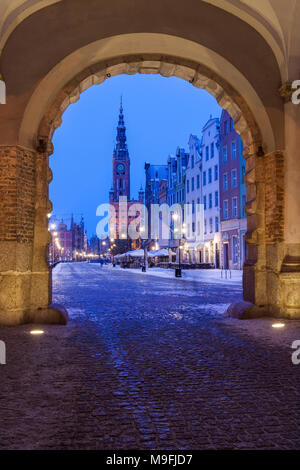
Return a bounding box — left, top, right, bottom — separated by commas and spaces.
175, 234, 186, 278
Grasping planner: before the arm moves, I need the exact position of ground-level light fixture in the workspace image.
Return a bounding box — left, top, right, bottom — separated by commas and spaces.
30, 330, 44, 335
272, 322, 285, 328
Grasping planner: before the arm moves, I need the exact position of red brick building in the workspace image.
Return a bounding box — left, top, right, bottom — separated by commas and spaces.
109, 99, 144, 255
219, 110, 247, 269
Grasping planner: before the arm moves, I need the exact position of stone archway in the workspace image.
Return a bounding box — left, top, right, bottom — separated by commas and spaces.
14, 53, 283, 325
1, 25, 295, 325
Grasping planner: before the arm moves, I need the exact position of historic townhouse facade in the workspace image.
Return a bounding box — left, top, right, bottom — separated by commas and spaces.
158, 179, 168, 249
185, 134, 203, 263
165, 149, 188, 260
144, 163, 168, 245
174, 147, 188, 261
219, 110, 247, 269
201, 117, 221, 267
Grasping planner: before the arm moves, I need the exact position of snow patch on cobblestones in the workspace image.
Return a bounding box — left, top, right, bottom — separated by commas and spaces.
111, 264, 242, 285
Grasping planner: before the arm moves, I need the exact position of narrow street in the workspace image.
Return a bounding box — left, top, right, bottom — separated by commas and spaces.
0, 263, 299, 450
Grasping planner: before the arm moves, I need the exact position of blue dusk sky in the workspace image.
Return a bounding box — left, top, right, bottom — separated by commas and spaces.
50, 74, 222, 237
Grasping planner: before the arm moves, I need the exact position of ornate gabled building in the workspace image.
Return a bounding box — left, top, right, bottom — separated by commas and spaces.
109, 99, 144, 255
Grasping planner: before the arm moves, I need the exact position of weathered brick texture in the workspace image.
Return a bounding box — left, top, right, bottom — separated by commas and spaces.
264, 152, 284, 243
0, 146, 36, 243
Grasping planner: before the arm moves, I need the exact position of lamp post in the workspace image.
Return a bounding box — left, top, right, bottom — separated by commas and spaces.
175, 234, 186, 278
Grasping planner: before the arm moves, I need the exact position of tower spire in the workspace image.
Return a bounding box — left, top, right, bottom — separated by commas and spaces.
111, 97, 130, 202
114, 95, 128, 158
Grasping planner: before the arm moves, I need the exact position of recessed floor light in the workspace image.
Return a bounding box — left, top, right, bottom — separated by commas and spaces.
272, 323, 285, 329
30, 330, 44, 335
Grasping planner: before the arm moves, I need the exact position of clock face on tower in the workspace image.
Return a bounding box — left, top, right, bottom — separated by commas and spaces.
116, 163, 125, 174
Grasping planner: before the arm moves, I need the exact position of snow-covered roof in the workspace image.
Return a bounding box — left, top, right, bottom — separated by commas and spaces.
148, 248, 169, 257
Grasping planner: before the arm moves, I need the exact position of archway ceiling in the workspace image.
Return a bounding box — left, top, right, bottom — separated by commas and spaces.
0, 0, 296, 151
0, 1, 283, 100
1, 0, 299, 79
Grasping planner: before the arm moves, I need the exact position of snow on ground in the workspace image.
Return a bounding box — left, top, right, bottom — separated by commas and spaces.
111, 264, 242, 285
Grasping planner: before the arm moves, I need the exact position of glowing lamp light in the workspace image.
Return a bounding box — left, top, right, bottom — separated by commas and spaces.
272, 323, 285, 329
30, 330, 44, 335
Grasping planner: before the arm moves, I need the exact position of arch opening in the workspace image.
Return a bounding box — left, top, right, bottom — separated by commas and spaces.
31, 55, 269, 323
0, 38, 288, 325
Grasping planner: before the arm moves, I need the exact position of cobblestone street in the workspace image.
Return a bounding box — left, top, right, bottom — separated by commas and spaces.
0, 263, 299, 450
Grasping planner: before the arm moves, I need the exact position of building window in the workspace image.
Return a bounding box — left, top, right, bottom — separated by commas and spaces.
209, 193, 212, 209
182, 188, 184, 201
232, 236, 238, 264
197, 221, 200, 235
223, 145, 228, 162
192, 200, 195, 214
242, 194, 246, 218
191, 177, 195, 191
191, 155, 194, 168
210, 142, 214, 158
203, 171, 207, 186
187, 224, 190, 237
214, 164, 218, 181
209, 217, 213, 233
206, 146, 209, 161
187, 179, 190, 193
204, 219, 207, 234
192, 222, 195, 233
208, 168, 212, 183
231, 141, 237, 159
215, 191, 218, 207
215, 216, 219, 232
203, 195, 207, 210
223, 173, 228, 190
224, 200, 229, 219
242, 165, 246, 184
230, 118, 234, 131
232, 197, 238, 218
197, 197, 200, 211
197, 174, 200, 188
231, 169, 237, 187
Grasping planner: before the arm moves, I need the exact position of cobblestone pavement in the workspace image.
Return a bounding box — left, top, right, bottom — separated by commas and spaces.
0, 263, 299, 450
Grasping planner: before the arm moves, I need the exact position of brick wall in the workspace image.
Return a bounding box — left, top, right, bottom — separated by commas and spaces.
264, 152, 284, 243
0, 146, 36, 244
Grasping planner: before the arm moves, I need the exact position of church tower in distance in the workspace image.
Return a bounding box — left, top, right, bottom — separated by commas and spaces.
111, 96, 130, 202
109, 97, 145, 256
